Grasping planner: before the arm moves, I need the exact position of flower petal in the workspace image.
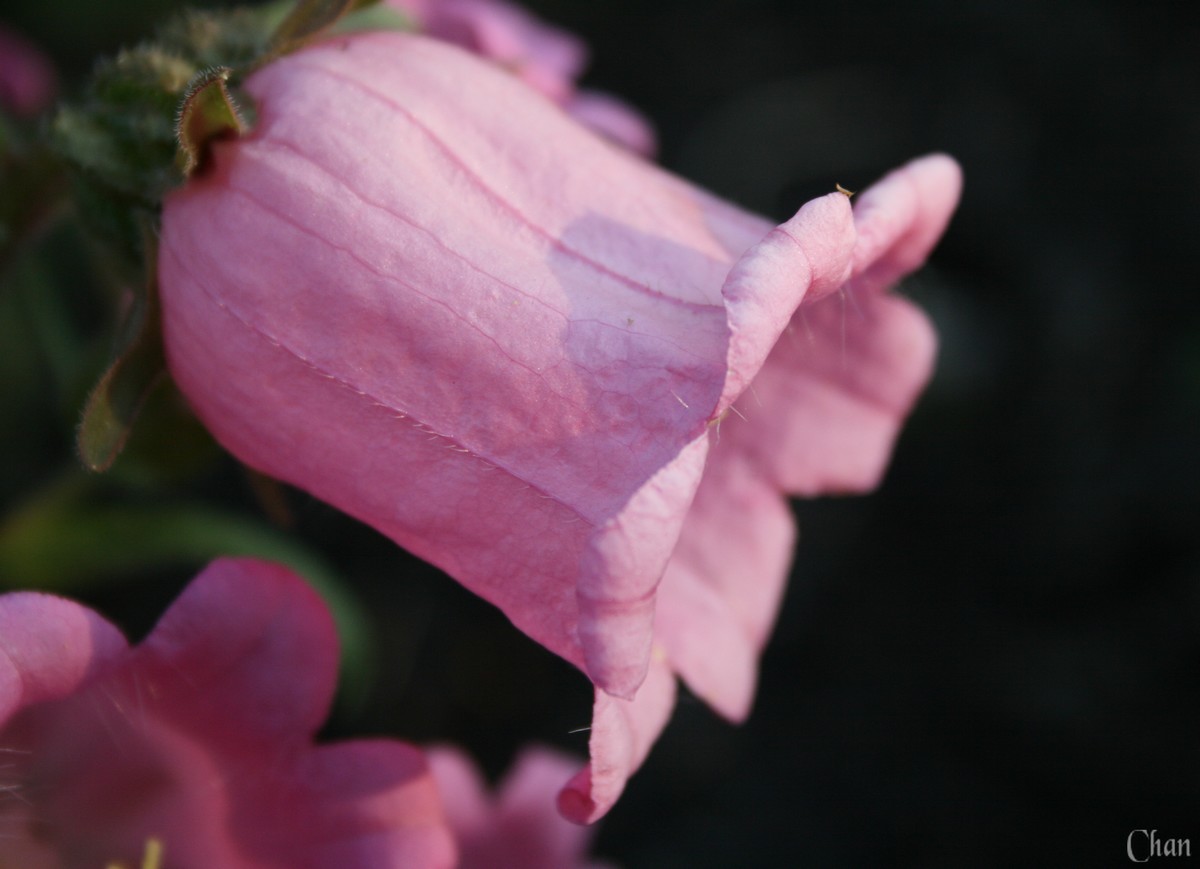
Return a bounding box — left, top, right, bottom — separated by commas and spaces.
430, 745, 604, 868
132, 557, 340, 743
720, 155, 960, 496
427, 746, 492, 838
419, 0, 587, 102
557, 648, 676, 824
0, 591, 126, 724
728, 289, 938, 495
578, 433, 708, 698
654, 446, 795, 721
268, 740, 456, 868
848, 153, 962, 293
717, 190, 855, 416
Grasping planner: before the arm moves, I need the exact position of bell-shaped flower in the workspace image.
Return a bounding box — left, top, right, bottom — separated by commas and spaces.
388, 0, 656, 154
0, 558, 456, 867
159, 31, 960, 822
429, 746, 612, 868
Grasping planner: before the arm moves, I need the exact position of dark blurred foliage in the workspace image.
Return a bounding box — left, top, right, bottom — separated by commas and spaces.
2, 0, 1198, 866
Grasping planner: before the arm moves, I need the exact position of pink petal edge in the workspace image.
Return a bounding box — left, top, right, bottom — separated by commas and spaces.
0, 592, 127, 724
558, 648, 676, 824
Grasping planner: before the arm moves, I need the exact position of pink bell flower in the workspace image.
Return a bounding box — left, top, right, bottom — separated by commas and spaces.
389, 0, 657, 154
0, 558, 456, 867
429, 746, 612, 868
159, 31, 960, 822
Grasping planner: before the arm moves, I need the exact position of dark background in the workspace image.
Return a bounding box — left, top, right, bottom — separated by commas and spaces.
2, 1, 1198, 866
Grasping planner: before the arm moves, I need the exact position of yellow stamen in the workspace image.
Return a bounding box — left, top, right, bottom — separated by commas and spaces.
103, 837, 164, 869
142, 838, 164, 869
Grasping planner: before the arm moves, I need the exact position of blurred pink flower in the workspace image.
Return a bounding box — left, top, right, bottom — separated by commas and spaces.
389, 0, 656, 154
561, 90, 658, 161
0, 558, 455, 868
159, 31, 960, 822
429, 746, 613, 868
0, 23, 56, 116
403, 0, 584, 102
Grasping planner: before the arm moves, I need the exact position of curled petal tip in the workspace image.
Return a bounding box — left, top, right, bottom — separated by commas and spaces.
911, 150, 963, 179
850, 151, 962, 284
556, 773, 598, 826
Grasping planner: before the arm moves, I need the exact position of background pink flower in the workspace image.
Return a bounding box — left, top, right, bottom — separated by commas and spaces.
0, 558, 455, 868
388, 0, 656, 154
415, 0, 585, 103
0, 23, 55, 116
429, 745, 613, 868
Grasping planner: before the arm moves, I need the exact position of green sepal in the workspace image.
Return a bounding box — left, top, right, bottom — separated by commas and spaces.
54, 1, 411, 470
266, 0, 382, 61
176, 67, 244, 178
76, 218, 165, 472
50, 7, 276, 259
332, 3, 418, 36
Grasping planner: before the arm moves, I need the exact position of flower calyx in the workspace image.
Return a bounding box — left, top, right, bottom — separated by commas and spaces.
176, 67, 244, 178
